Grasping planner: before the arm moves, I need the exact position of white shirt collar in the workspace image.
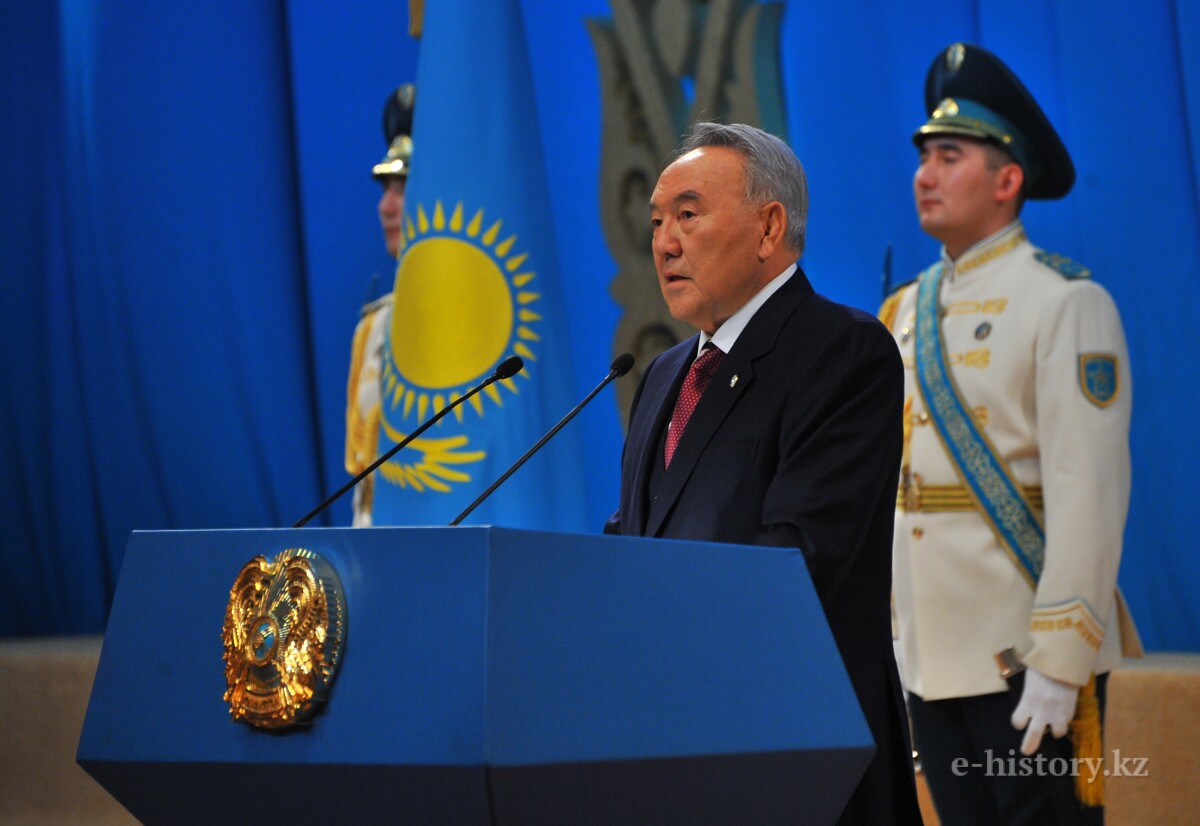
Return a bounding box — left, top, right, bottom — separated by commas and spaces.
697, 263, 797, 356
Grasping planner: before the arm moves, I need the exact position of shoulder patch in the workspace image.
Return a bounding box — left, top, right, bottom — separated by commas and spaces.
1034, 250, 1091, 279
1079, 353, 1119, 407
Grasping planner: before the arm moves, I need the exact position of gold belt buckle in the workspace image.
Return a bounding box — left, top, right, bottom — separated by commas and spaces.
901, 469, 923, 512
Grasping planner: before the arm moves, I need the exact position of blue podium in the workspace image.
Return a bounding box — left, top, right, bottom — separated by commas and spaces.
78, 527, 873, 824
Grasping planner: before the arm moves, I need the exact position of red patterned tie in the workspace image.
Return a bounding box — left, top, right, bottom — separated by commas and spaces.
664, 344, 725, 468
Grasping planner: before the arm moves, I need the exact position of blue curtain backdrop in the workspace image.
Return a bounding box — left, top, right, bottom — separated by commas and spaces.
1, 0, 1197, 651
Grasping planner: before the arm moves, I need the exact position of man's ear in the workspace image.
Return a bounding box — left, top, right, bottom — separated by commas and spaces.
757, 201, 787, 260
995, 162, 1024, 205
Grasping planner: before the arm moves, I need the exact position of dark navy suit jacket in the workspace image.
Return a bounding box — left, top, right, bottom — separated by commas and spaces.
607, 268, 921, 823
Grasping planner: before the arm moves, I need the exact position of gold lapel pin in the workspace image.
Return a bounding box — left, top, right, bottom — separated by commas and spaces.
730, 375, 739, 388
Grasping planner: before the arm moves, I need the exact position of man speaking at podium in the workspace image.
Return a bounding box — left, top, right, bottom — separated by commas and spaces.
606, 122, 921, 823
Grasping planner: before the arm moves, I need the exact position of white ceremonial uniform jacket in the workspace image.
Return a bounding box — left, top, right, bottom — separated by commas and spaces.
883, 221, 1134, 701
345, 293, 392, 527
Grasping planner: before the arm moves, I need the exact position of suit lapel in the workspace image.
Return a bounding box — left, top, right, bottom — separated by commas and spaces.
645, 351, 753, 536
628, 341, 694, 535
643, 270, 814, 537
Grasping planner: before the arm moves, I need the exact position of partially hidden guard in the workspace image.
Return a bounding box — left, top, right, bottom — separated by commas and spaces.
880, 42, 1142, 825
345, 84, 415, 526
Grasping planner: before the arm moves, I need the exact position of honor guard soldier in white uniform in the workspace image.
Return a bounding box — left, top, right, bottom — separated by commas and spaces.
345, 84, 414, 526
880, 43, 1141, 825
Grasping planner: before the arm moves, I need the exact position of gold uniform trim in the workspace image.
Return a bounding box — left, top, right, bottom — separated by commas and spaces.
903, 349, 991, 370
954, 229, 1026, 276
1031, 600, 1105, 651
943, 298, 1009, 316
897, 480, 1043, 513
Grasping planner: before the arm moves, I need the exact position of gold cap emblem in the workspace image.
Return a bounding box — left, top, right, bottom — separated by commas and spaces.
932, 98, 960, 119
946, 43, 966, 71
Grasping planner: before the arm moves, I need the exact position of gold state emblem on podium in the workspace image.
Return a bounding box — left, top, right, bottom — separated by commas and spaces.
222, 548, 347, 729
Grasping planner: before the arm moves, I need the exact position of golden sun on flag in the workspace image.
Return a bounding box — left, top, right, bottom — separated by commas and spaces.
375, 200, 543, 493
385, 200, 543, 424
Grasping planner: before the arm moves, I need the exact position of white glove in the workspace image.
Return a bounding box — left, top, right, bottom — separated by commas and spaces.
1010, 667, 1080, 755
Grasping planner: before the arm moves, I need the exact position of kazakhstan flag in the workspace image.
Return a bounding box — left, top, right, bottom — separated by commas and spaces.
373, 0, 589, 531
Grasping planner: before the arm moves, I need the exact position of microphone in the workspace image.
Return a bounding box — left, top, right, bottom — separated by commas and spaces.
448, 353, 635, 526
293, 355, 524, 527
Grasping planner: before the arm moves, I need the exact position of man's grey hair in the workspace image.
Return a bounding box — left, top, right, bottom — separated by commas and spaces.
678, 122, 808, 255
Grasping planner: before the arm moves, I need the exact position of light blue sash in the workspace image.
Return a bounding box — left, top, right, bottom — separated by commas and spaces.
914, 263, 1044, 586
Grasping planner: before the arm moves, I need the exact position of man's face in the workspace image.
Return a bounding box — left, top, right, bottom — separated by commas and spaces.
649, 146, 772, 334
913, 136, 1014, 257
377, 176, 406, 259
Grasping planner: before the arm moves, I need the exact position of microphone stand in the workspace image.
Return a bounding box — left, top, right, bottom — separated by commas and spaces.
294, 356, 523, 527
449, 354, 634, 526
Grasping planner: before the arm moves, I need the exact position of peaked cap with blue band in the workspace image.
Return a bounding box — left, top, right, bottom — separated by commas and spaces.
914, 43, 1075, 200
